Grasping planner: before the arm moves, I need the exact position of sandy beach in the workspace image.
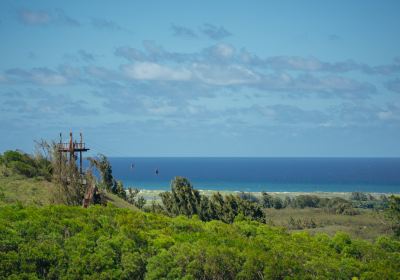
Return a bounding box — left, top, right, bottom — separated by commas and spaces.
136, 189, 392, 202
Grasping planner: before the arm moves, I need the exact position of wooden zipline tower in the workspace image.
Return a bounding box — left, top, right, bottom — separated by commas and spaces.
57, 132, 89, 174
57, 132, 96, 208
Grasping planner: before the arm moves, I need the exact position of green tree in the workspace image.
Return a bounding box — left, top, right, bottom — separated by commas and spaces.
160, 177, 202, 217
386, 195, 400, 237
135, 196, 146, 209
292, 195, 321, 208
126, 187, 146, 209
261, 192, 273, 208
198, 195, 214, 221
88, 154, 114, 191
272, 197, 283, 209
113, 180, 127, 199
351, 192, 369, 201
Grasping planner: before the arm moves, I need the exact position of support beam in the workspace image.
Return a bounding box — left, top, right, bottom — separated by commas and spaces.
80, 151, 83, 174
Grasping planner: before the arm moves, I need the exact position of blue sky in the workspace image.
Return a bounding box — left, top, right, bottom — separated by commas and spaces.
1, 0, 400, 157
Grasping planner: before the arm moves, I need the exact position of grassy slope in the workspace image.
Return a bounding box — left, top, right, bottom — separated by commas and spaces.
0, 175, 54, 205
104, 192, 138, 210
0, 174, 137, 210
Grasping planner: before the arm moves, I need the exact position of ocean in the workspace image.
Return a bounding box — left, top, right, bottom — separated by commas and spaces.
107, 157, 400, 193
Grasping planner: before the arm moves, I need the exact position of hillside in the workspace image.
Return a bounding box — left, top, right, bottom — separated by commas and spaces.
0, 174, 137, 211
0, 148, 140, 210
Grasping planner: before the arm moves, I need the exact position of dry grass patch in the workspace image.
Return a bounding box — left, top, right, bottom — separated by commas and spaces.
265, 207, 391, 240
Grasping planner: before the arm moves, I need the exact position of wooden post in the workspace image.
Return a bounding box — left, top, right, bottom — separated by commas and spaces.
59, 133, 62, 178
69, 132, 74, 162
79, 133, 83, 174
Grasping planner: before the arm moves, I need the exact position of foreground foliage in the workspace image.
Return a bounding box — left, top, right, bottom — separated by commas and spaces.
0, 204, 399, 279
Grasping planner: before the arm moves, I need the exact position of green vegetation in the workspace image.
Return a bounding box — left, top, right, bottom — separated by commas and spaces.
0, 175, 54, 206
265, 208, 390, 240
158, 177, 264, 223
88, 154, 146, 207
260, 192, 362, 215
1, 204, 400, 279
0, 150, 51, 180
1, 148, 400, 279
0, 149, 139, 210
0, 148, 143, 209
387, 195, 400, 237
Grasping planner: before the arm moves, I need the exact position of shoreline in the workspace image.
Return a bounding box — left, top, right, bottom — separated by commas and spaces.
134, 189, 395, 201
121, 181, 400, 194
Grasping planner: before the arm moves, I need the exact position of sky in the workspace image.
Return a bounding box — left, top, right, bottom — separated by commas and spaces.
0, 0, 400, 157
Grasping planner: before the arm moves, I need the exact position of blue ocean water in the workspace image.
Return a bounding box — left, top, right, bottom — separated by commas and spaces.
107, 157, 400, 193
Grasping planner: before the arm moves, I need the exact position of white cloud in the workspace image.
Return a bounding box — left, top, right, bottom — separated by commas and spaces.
121, 62, 192, 81
18, 9, 51, 25
17, 8, 80, 27
148, 105, 178, 115
377, 104, 400, 121
378, 111, 394, 120
171, 24, 197, 38
5, 68, 68, 86
385, 78, 400, 93
85, 66, 118, 80
201, 23, 232, 40
258, 73, 376, 98
91, 18, 123, 31
266, 56, 323, 71
213, 43, 235, 58
31, 71, 67, 85
0, 74, 7, 83
193, 64, 259, 86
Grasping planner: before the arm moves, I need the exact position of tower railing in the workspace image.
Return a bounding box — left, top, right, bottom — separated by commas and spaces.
57, 142, 87, 150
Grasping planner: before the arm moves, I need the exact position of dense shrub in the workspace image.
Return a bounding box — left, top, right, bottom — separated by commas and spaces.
292, 195, 321, 208
7, 161, 37, 177
260, 192, 284, 209
386, 195, 400, 237
272, 197, 283, 209
238, 192, 259, 203
260, 194, 361, 216
160, 177, 265, 223
2, 150, 25, 163
0, 204, 399, 279
0, 150, 51, 179
261, 192, 273, 208
325, 197, 360, 215
287, 216, 317, 230
351, 192, 369, 201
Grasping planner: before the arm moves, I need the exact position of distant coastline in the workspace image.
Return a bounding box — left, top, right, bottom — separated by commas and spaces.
136, 189, 396, 203
120, 180, 400, 194
107, 157, 400, 193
